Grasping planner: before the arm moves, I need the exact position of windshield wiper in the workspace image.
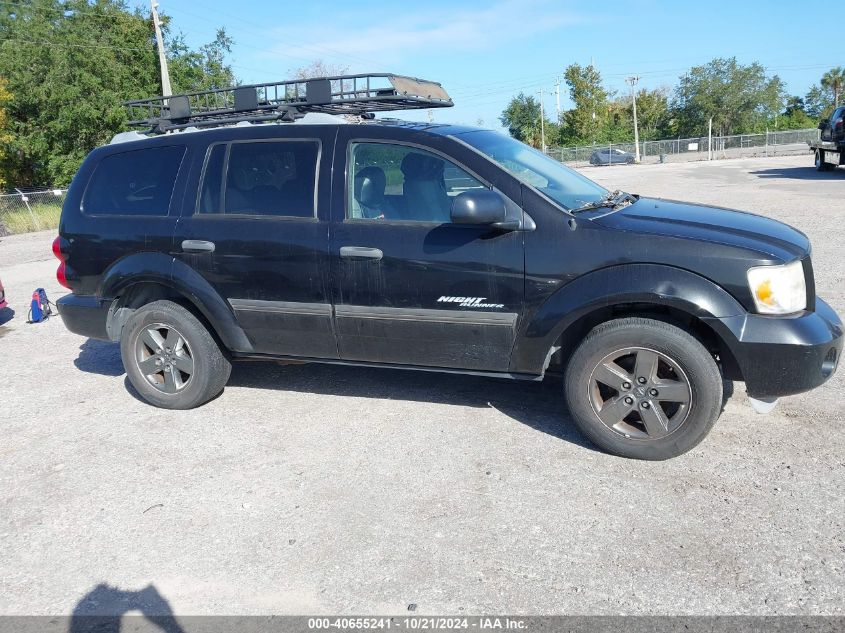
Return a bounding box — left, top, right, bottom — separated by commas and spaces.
570, 190, 637, 214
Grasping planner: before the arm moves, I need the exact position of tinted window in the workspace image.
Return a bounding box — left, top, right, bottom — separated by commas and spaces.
199, 141, 318, 217
83, 145, 185, 216
349, 142, 485, 222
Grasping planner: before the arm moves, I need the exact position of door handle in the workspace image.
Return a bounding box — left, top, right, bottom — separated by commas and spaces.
181, 239, 216, 253
340, 246, 383, 261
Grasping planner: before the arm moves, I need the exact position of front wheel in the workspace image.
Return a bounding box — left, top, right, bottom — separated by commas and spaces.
564, 317, 723, 460
120, 300, 231, 409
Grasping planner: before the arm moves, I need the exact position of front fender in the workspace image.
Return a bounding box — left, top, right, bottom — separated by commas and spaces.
99, 252, 253, 353
509, 264, 746, 375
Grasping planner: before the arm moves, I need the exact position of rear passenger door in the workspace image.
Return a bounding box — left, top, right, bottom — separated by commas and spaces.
174, 131, 337, 358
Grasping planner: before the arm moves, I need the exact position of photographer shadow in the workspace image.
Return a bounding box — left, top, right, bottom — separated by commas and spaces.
69, 583, 185, 633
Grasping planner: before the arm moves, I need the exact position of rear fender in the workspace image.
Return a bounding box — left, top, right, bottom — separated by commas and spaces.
99, 252, 253, 353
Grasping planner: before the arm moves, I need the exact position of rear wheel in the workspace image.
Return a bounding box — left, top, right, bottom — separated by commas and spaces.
564, 317, 723, 460
816, 149, 833, 171
120, 300, 231, 409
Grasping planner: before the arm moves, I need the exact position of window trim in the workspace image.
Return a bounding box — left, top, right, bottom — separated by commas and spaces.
344, 138, 492, 226
193, 137, 322, 221
80, 144, 187, 218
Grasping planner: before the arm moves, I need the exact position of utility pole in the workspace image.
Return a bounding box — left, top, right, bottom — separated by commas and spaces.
626, 75, 640, 163
554, 77, 561, 119
151, 1, 172, 99
538, 88, 546, 153
708, 117, 713, 161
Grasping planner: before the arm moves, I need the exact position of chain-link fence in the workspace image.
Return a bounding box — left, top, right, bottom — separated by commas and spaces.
0, 188, 67, 236
546, 128, 821, 167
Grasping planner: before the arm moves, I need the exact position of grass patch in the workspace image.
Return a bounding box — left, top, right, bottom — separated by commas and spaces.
0, 203, 62, 234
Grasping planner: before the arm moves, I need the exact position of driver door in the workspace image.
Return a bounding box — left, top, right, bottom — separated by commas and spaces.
329, 131, 525, 371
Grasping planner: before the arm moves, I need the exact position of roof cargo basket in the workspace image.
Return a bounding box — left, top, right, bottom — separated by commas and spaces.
125, 73, 452, 134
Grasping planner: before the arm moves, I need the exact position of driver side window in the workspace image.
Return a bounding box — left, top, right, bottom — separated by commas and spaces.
348, 142, 485, 223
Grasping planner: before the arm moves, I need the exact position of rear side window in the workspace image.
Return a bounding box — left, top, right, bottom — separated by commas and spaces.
198, 140, 319, 218
82, 145, 185, 216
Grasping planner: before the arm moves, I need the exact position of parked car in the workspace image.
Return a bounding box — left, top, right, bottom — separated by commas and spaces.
589, 148, 635, 165
54, 74, 842, 460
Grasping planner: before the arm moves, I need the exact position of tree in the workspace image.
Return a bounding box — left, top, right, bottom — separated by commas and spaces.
0, 78, 11, 189
630, 87, 671, 141
821, 67, 845, 108
773, 94, 815, 130
168, 28, 236, 92
500, 93, 548, 148
559, 63, 609, 145
804, 85, 831, 119
0, 0, 236, 187
291, 60, 349, 79
672, 57, 785, 137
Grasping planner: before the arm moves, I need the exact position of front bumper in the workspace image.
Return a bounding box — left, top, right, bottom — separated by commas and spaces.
706, 298, 843, 399
56, 294, 111, 340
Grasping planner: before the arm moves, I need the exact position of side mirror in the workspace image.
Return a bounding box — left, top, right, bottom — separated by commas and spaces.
451, 189, 507, 226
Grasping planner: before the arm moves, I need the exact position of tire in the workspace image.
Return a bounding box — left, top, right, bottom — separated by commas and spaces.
626, 157, 634, 165
816, 149, 833, 172
564, 317, 723, 460
120, 300, 231, 409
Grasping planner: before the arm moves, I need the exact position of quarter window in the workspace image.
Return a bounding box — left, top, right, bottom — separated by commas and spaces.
348, 142, 486, 223
83, 145, 185, 216
198, 141, 319, 217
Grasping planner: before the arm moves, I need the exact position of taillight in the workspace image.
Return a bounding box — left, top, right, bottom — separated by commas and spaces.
52, 235, 65, 261
53, 236, 72, 289
56, 262, 70, 289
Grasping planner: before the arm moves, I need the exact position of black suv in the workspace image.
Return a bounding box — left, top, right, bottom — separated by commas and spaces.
55, 75, 842, 460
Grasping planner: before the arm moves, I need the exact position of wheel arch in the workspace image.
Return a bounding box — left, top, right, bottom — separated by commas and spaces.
542, 302, 743, 381
100, 253, 253, 353
510, 264, 746, 379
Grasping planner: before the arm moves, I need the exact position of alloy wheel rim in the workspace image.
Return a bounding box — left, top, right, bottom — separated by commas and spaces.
588, 346, 692, 440
134, 323, 194, 394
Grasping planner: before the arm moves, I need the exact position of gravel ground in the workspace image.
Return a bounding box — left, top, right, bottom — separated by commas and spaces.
0, 154, 843, 617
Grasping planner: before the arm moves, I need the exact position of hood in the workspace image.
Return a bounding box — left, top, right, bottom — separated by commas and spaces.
593, 197, 810, 262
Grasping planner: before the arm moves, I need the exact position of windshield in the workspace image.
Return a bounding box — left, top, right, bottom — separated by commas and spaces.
457, 130, 608, 210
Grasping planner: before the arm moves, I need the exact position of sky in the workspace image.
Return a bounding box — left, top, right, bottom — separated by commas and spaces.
161, 0, 835, 132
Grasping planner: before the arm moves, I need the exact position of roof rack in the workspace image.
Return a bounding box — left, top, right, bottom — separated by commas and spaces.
124, 73, 452, 134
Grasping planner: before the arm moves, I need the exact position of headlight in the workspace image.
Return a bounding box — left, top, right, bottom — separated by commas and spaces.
747, 260, 806, 315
